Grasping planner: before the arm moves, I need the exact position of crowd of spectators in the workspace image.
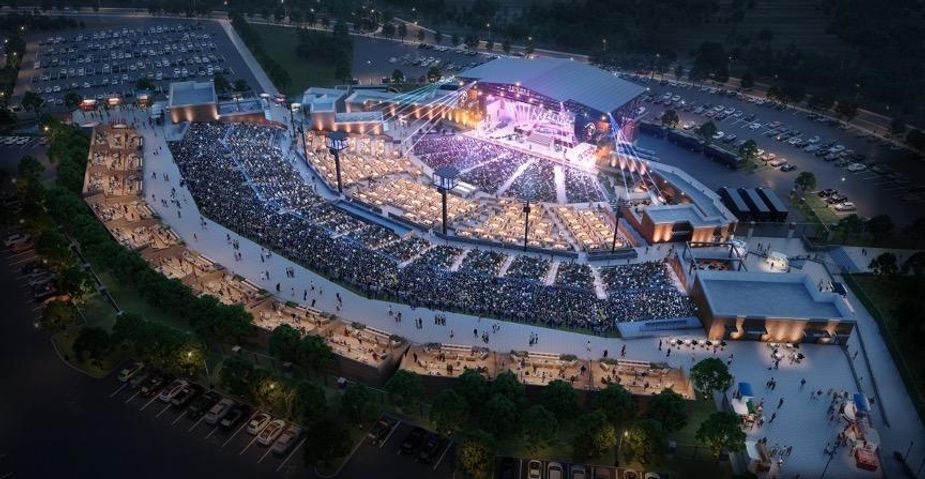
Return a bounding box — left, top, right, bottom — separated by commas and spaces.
170, 122, 697, 333
505, 161, 557, 202
564, 167, 604, 203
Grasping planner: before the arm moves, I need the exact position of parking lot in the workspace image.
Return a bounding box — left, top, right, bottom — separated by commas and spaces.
340, 414, 456, 479
13, 17, 262, 110
494, 456, 655, 479
630, 77, 925, 224
350, 36, 494, 84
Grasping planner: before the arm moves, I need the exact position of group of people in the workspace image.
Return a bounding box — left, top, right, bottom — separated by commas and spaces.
169, 122, 698, 334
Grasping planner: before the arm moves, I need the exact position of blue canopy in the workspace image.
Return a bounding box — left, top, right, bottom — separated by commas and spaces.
738, 382, 755, 398
854, 393, 870, 413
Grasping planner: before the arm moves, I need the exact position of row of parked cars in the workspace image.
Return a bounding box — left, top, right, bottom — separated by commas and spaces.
502, 457, 662, 479
117, 362, 304, 455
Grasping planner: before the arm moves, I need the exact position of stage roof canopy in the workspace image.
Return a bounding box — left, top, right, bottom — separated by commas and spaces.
459, 57, 646, 114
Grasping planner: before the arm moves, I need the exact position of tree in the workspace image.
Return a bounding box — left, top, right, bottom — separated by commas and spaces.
674, 63, 685, 81
303, 417, 352, 468
696, 411, 746, 458
740, 71, 754, 89
268, 324, 301, 363
738, 139, 759, 165
835, 214, 864, 240
521, 405, 557, 452
890, 117, 907, 138
416, 29, 426, 43
397, 23, 407, 42
480, 394, 520, 438
297, 335, 334, 375
907, 129, 925, 150
433, 31, 443, 44
456, 430, 496, 479
430, 389, 469, 436
690, 358, 733, 397
340, 382, 379, 426
233, 78, 251, 92
622, 419, 666, 464
385, 370, 424, 411
63, 91, 82, 108
455, 368, 489, 409
112, 312, 144, 345
391, 69, 405, 84
660, 109, 680, 129
219, 355, 256, 399
295, 380, 327, 423
502, 38, 511, 54
525, 36, 535, 55
73, 327, 111, 367
647, 389, 688, 433
865, 215, 894, 244
835, 98, 859, 122
213, 73, 231, 93
489, 370, 524, 405
542, 379, 579, 420
697, 121, 718, 143
794, 171, 816, 194
382, 22, 396, 39
594, 383, 636, 424
451, 34, 460, 46
902, 251, 925, 276
572, 410, 617, 460
485, 38, 494, 52
22, 91, 44, 112
807, 89, 836, 111
426, 66, 442, 83
869, 252, 898, 277
40, 300, 77, 331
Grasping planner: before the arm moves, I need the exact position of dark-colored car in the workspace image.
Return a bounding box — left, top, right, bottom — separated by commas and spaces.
417, 434, 444, 464
780, 164, 797, 172
498, 458, 517, 479
220, 404, 252, 432
368, 417, 397, 446
187, 390, 221, 419
171, 383, 203, 408
818, 188, 838, 198
399, 427, 426, 455
140, 374, 170, 397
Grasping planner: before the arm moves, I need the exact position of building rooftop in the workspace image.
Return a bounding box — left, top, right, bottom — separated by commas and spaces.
643, 161, 737, 228
698, 271, 851, 321
458, 57, 646, 114
302, 87, 347, 113
168, 81, 216, 107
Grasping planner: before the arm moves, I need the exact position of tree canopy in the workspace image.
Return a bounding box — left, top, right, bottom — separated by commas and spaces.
690, 358, 733, 397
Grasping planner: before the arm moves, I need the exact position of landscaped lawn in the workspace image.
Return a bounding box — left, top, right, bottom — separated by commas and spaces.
249, 24, 337, 96
97, 271, 194, 334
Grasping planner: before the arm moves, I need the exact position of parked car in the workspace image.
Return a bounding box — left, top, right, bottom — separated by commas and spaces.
827, 194, 849, 205
140, 374, 169, 397
548, 462, 564, 479
368, 417, 397, 446
818, 188, 838, 198
847, 163, 867, 172
118, 362, 144, 382
170, 383, 202, 408
571, 465, 587, 479
187, 391, 221, 419
246, 412, 272, 435
769, 158, 788, 168
4, 233, 31, 247
780, 164, 797, 172
272, 424, 304, 455
158, 379, 189, 402
257, 419, 286, 446
220, 404, 252, 432
527, 460, 543, 479
400, 427, 426, 454
417, 434, 444, 464
834, 202, 856, 212
204, 398, 235, 425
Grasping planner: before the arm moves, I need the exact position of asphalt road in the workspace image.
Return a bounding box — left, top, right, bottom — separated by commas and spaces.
636, 82, 924, 225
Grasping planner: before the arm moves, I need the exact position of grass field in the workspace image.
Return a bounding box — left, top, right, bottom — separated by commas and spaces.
249, 24, 337, 96
848, 274, 925, 420
97, 271, 194, 334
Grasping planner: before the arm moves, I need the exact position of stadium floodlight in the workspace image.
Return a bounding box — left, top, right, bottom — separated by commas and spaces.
433, 166, 460, 235
326, 131, 349, 193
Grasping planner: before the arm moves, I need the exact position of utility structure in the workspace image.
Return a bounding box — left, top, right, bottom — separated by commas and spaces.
326, 131, 349, 193
432, 166, 460, 235
611, 199, 625, 253
522, 200, 532, 251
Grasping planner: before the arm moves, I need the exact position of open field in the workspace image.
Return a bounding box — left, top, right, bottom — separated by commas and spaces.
249, 24, 336, 96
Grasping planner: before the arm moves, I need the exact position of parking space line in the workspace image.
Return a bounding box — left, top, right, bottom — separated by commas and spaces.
380, 420, 401, 448
124, 390, 140, 404
155, 402, 172, 418
139, 395, 159, 411
222, 412, 258, 448
239, 434, 260, 455
432, 440, 453, 471
276, 438, 306, 472
171, 410, 187, 425
257, 444, 274, 464
202, 424, 221, 439
188, 415, 206, 432
109, 383, 128, 398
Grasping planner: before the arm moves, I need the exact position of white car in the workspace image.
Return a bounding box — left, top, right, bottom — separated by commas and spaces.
158, 379, 189, 402
834, 202, 856, 212
527, 460, 543, 479
246, 412, 272, 435
712, 131, 725, 140
769, 158, 788, 167
4, 233, 31, 247
204, 398, 235, 425
118, 362, 144, 382
257, 419, 286, 446
847, 163, 867, 172
548, 462, 564, 479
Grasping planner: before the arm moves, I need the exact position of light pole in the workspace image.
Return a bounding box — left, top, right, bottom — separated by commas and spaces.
433, 166, 460, 235
615, 429, 628, 466
326, 131, 349, 193
611, 200, 624, 253
522, 201, 531, 251
189, 351, 211, 387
